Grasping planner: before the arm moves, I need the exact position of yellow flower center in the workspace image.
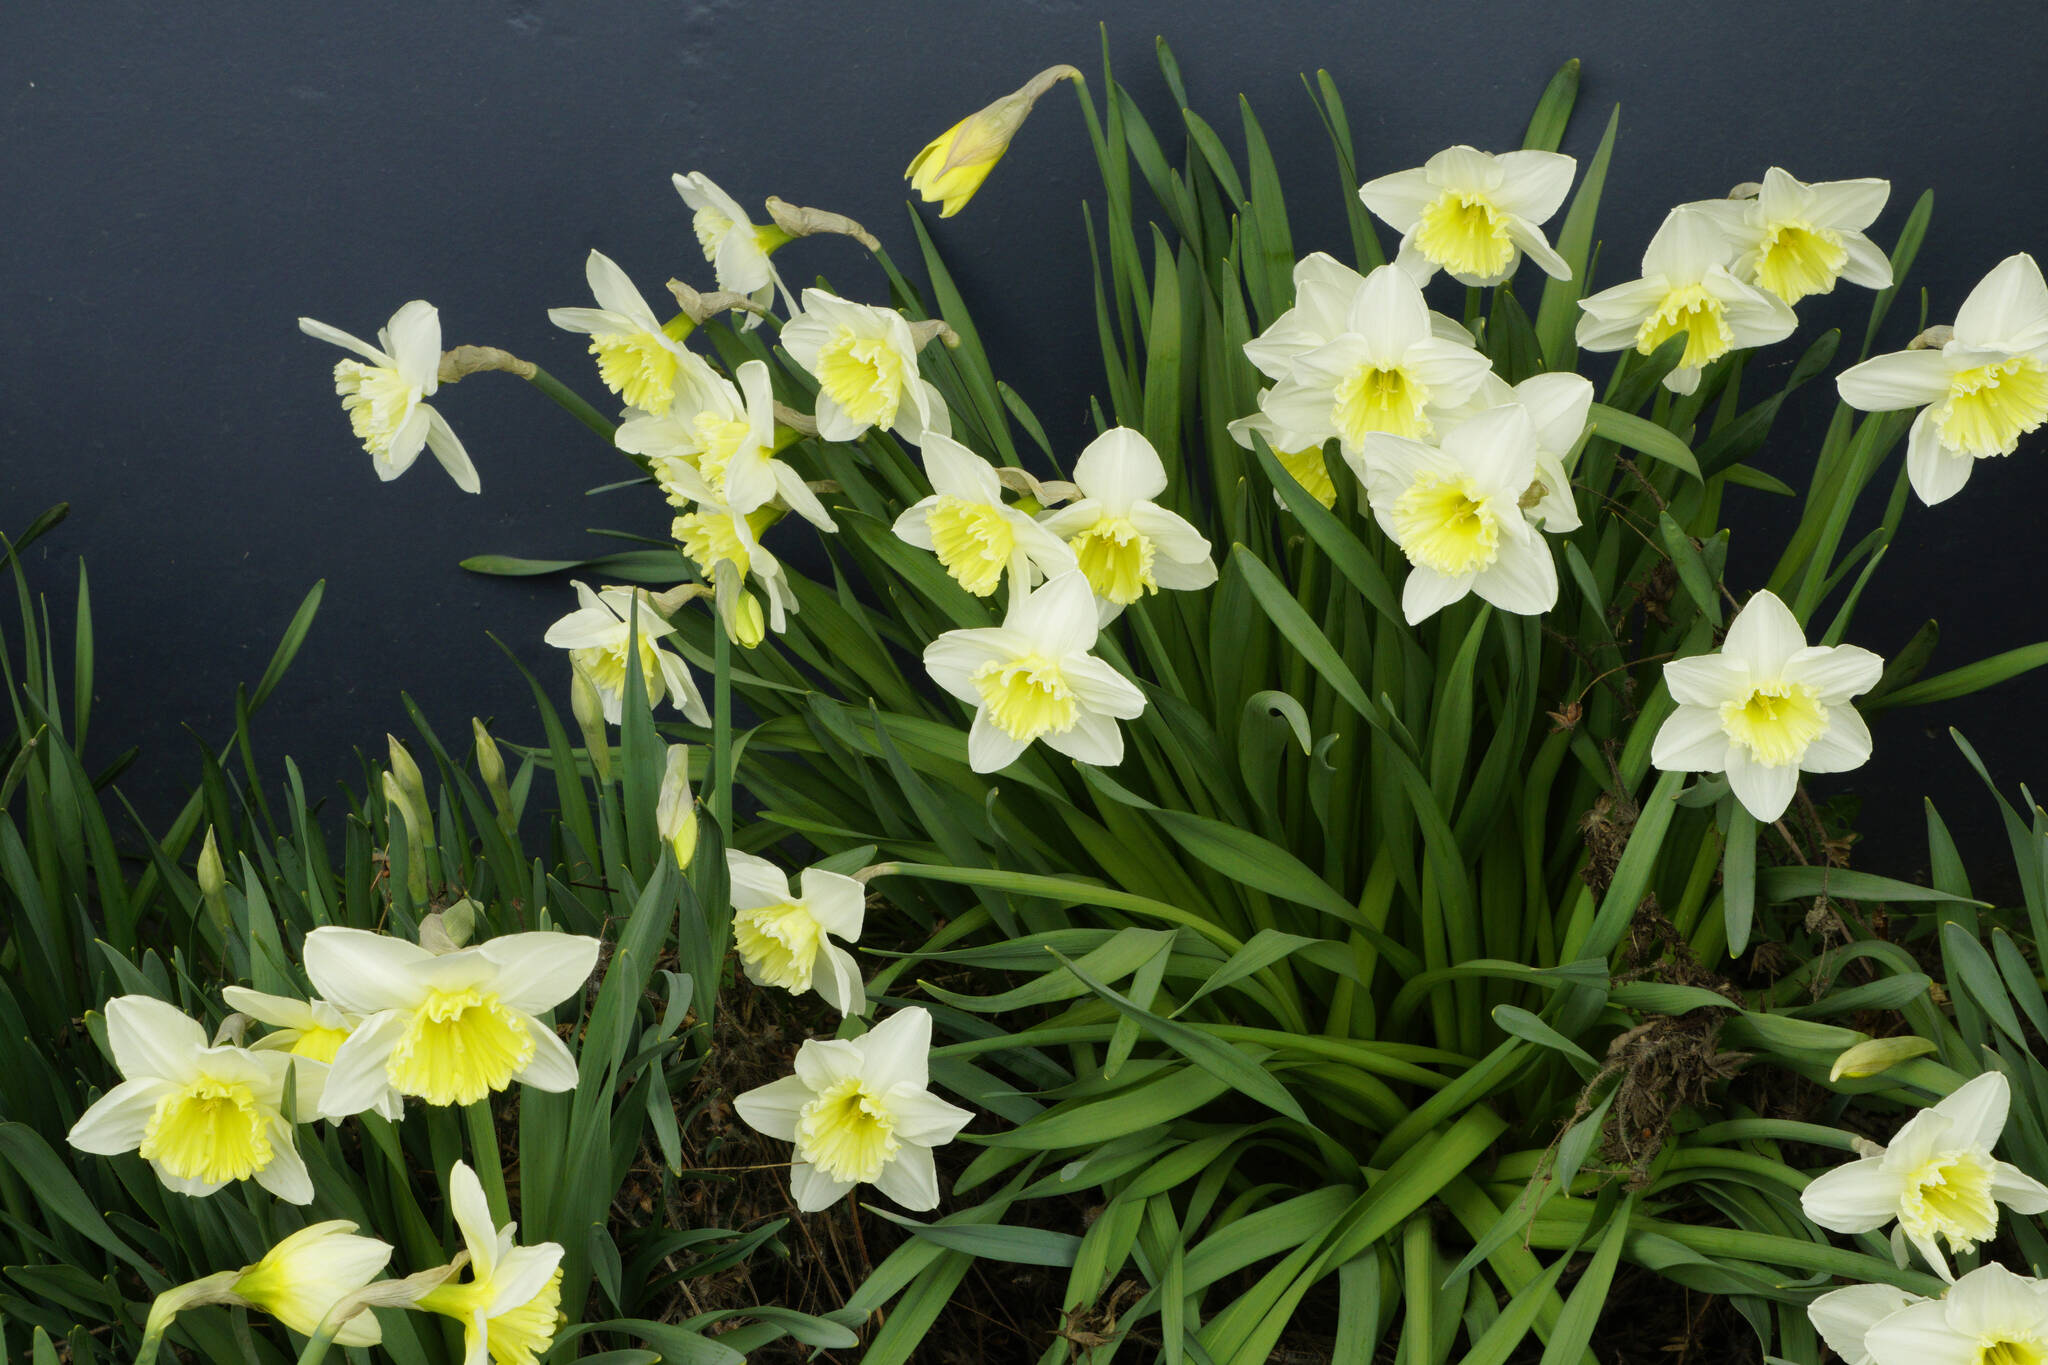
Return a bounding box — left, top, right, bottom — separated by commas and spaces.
1635, 284, 1735, 371
1718, 680, 1828, 768
971, 654, 1079, 742
1982, 1339, 2047, 1365
1897, 1147, 2000, 1255
420, 1267, 565, 1365
385, 988, 534, 1107
288, 1025, 351, 1065
1935, 356, 2048, 457
570, 632, 665, 712
1069, 516, 1157, 604
674, 510, 752, 577
815, 330, 906, 429
796, 1075, 900, 1183
691, 412, 755, 500
1333, 363, 1432, 443
333, 361, 420, 457
926, 496, 1016, 597
692, 207, 733, 259
733, 901, 824, 993
588, 331, 680, 415
138, 1075, 273, 1185
1754, 220, 1847, 303
1277, 444, 1337, 509
1391, 474, 1500, 576
1414, 190, 1515, 279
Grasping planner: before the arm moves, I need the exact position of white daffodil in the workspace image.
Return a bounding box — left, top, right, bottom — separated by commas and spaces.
624, 359, 834, 530
892, 433, 1077, 597
1259, 264, 1494, 453
1863, 1264, 2048, 1365
414, 1161, 566, 1365
780, 290, 950, 444
1434, 371, 1593, 534
142, 1221, 394, 1351
1809, 1282, 1925, 1365
1035, 428, 1217, 613
547, 249, 719, 417
1358, 145, 1577, 286
66, 995, 311, 1203
1229, 401, 1338, 509
299, 301, 479, 492
1650, 589, 1880, 823
221, 986, 402, 1122
733, 1006, 972, 1212
542, 581, 711, 726
1692, 168, 1893, 304
672, 499, 796, 647
1802, 1072, 2048, 1279
304, 926, 600, 1116
1241, 252, 1477, 385
673, 171, 793, 322
726, 850, 866, 1016
657, 744, 698, 871
1837, 253, 2048, 505
1353, 403, 1561, 624
923, 570, 1147, 773
1575, 206, 1798, 394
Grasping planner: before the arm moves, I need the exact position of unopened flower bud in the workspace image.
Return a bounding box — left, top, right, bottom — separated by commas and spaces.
1829, 1035, 1937, 1082
569, 664, 612, 782
905, 64, 1081, 217
197, 826, 226, 899
656, 744, 699, 871
387, 736, 432, 846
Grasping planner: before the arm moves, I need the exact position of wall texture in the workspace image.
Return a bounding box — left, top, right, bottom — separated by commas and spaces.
5, 1, 2044, 875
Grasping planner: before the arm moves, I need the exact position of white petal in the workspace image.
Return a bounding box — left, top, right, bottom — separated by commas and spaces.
812, 942, 866, 1018
1512, 373, 1595, 456
657, 650, 712, 726
316, 1011, 407, 1118
1072, 428, 1169, 511
733, 1074, 813, 1142
1643, 206, 1738, 282
1906, 407, 1976, 505
304, 928, 433, 1014
1954, 253, 2048, 350
1441, 403, 1537, 494
1938, 1263, 2048, 1344
1397, 338, 1494, 403
584, 250, 652, 323
106, 996, 208, 1081
1800, 1156, 1905, 1233
1809, 1282, 1920, 1365
298, 318, 392, 366
1725, 750, 1799, 823
871, 1143, 941, 1210
1008, 571, 1100, 658
1424, 145, 1502, 192
1801, 705, 1873, 775
220, 987, 318, 1031
446, 1161, 500, 1280
252, 1126, 314, 1205
1504, 216, 1572, 280
1838, 234, 1895, 290
1722, 590, 1807, 675
857, 1007, 933, 1093
1782, 645, 1884, 705
792, 1037, 865, 1092
483, 1243, 563, 1321
885, 1087, 974, 1146
1662, 653, 1747, 707
1838, 349, 1954, 412
1044, 710, 1126, 767
1401, 567, 1473, 624
1651, 705, 1733, 773
789, 1161, 856, 1212
1490, 150, 1576, 223
1127, 503, 1214, 570
1862, 1300, 1979, 1365
1990, 1160, 2048, 1214
424, 407, 480, 495
1932, 1072, 2011, 1149
893, 499, 940, 550
1349, 265, 1432, 367
1804, 177, 1890, 233
967, 711, 1032, 772
725, 850, 793, 908
515, 1014, 579, 1091
1356, 167, 1439, 232
797, 868, 867, 941
545, 306, 622, 338
384, 301, 443, 393
923, 631, 1003, 703
66, 1077, 175, 1154
1470, 528, 1557, 617
919, 433, 1004, 502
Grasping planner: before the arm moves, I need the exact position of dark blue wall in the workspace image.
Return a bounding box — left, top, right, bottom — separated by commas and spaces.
5, 1, 2044, 878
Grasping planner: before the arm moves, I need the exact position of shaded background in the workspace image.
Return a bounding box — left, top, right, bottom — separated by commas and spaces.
4, 1, 2044, 878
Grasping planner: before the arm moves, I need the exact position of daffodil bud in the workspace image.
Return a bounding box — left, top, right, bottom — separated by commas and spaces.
1829, 1035, 1938, 1082
388, 735, 430, 826
656, 745, 699, 871
382, 771, 430, 902
197, 827, 231, 934
732, 590, 767, 649
569, 665, 612, 782
419, 897, 478, 955
133, 1222, 393, 1364
471, 717, 514, 823
905, 65, 1082, 217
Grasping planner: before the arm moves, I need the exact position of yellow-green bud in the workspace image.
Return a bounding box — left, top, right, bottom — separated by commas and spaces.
569, 665, 612, 782
197, 827, 226, 899
904, 64, 1082, 217
381, 771, 429, 902
387, 736, 430, 834
1829, 1035, 1938, 1082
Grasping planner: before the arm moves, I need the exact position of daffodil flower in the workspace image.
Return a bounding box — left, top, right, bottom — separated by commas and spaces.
221, 986, 402, 1122
905, 64, 1079, 217
657, 744, 698, 870
628, 359, 835, 529
1650, 589, 1880, 823
543, 581, 711, 726
1802, 1072, 2048, 1279
726, 850, 866, 1016
672, 499, 796, 646
673, 171, 793, 323
733, 1006, 972, 1212
547, 249, 719, 417
1861, 1263, 2048, 1365
66, 995, 312, 1203
1242, 252, 1477, 385
299, 301, 480, 492
1259, 264, 1494, 452
1807, 1283, 1926, 1365
780, 290, 950, 444
1358, 144, 1577, 286
1434, 371, 1593, 534
893, 433, 1077, 597
1692, 168, 1893, 304
923, 570, 1146, 773
1353, 404, 1562, 624
304, 926, 600, 1115
1837, 253, 2048, 505
142, 1221, 394, 1353
414, 1160, 566, 1365
1575, 206, 1797, 394
1035, 428, 1217, 613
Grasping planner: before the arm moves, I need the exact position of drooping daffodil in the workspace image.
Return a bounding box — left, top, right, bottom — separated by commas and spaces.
1802, 1071, 2048, 1279
304, 926, 600, 1115
66, 995, 312, 1203
905, 64, 1081, 216
673, 171, 792, 323
141, 1221, 395, 1353
1353, 403, 1563, 624
547, 249, 718, 417
672, 498, 796, 646
1358, 144, 1577, 286
1241, 252, 1476, 386
414, 1160, 566, 1365
726, 850, 867, 1016
1807, 1282, 1926, 1365
1650, 589, 1880, 823
892, 433, 1077, 596
923, 570, 1147, 773
625, 359, 835, 530
1259, 263, 1494, 452
542, 581, 711, 726
733, 1006, 973, 1212
1035, 428, 1217, 613
657, 744, 698, 871
1691, 167, 1893, 304
1837, 252, 2048, 505
780, 290, 950, 444
1575, 205, 1797, 393
299, 301, 479, 492
1861, 1264, 2048, 1365
221, 986, 402, 1122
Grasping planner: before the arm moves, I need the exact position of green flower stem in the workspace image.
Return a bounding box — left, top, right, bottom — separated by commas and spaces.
523, 364, 618, 444
712, 621, 733, 837
292, 1319, 343, 1365
132, 1328, 165, 1365
465, 1099, 511, 1227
